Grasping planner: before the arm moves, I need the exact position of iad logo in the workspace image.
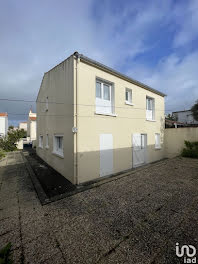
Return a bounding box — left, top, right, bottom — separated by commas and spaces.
176, 243, 197, 263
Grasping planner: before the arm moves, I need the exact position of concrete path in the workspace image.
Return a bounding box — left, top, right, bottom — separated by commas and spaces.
0, 152, 198, 263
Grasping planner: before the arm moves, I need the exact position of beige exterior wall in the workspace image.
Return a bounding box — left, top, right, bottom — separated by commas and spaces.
36, 55, 75, 183
76, 60, 165, 183
165, 127, 198, 158
36, 54, 165, 185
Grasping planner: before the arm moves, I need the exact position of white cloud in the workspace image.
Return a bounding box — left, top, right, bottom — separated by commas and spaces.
0, 0, 198, 123
127, 51, 198, 112
173, 0, 198, 47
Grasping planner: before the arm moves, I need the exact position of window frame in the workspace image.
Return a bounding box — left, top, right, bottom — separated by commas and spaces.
95, 78, 115, 116
53, 134, 64, 157
146, 96, 155, 121
125, 88, 133, 105
155, 133, 161, 149
96, 80, 111, 101
46, 134, 49, 148
39, 135, 43, 148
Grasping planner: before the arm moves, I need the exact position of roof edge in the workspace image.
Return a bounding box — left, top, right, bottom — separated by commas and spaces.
74, 52, 166, 97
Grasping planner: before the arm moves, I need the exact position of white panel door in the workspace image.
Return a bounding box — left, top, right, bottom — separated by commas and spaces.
133, 134, 147, 167
100, 134, 113, 177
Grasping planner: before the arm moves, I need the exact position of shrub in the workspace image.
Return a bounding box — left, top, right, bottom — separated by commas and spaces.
0, 242, 12, 264
181, 140, 198, 158
0, 148, 5, 160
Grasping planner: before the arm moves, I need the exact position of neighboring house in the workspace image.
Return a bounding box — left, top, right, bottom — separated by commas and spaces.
165, 119, 185, 128
19, 122, 27, 131
173, 110, 198, 125
0, 113, 8, 138
36, 52, 166, 184
27, 110, 37, 141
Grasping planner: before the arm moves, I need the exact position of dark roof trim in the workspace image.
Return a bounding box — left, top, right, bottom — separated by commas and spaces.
172, 110, 191, 113
74, 52, 166, 97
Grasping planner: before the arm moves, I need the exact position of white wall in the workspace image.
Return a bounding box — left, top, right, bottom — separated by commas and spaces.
0, 117, 8, 137
174, 111, 198, 124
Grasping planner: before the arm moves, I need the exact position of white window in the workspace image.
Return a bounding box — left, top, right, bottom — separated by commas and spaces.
96, 79, 114, 115
46, 97, 49, 111
146, 97, 155, 120
125, 88, 132, 104
46, 134, 49, 148
155, 133, 161, 149
53, 135, 64, 157
39, 135, 43, 148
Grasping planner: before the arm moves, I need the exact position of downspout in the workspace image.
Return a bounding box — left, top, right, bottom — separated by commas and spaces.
74, 52, 80, 185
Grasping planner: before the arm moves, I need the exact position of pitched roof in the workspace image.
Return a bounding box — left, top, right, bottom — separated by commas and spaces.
74, 52, 166, 97
0, 112, 8, 117
30, 116, 36, 121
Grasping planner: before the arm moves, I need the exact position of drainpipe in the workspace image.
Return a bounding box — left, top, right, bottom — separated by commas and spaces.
74, 52, 80, 185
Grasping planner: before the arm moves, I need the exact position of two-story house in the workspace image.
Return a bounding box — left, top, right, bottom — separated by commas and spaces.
0, 113, 8, 138
36, 52, 165, 184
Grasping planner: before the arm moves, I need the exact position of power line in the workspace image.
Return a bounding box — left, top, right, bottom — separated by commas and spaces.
6, 112, 167, 121
0, 97, 178, 112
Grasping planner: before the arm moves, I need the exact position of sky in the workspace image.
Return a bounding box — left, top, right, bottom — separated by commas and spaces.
0, 0, 198, 126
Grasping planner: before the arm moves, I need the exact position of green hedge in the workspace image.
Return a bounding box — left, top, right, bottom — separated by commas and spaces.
0, 148, 5, 160
181, 141, 198, 158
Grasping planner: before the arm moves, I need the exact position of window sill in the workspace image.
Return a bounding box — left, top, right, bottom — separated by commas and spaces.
155, 147, 161, 150
146, 119, 156, 122
45, 146, 49, 149
125, 101, 134, 106
95, 112, 117, 117
39, 146, 43, 149
52, 151, 64, 158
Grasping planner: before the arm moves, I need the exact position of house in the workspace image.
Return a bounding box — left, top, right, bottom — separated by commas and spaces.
27, 110, 37, 142
0, 113, 8, 138
36, 52, 166, 184
173, 110, 198, 125
19, 122, 27, 131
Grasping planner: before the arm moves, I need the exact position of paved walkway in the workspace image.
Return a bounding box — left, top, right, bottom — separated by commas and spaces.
0, 152, 198, 263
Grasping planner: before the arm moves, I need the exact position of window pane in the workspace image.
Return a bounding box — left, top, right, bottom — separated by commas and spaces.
126, 89, 132, 103
103, 84, 110, 100
96, 82, 101, 98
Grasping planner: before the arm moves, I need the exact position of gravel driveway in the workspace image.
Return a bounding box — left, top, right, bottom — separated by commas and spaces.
0, 152, 198, 264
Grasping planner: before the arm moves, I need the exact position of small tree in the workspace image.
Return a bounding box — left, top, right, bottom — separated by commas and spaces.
166, 113, 177, 121
191, 100, 198, 121
0, 128, 26, 152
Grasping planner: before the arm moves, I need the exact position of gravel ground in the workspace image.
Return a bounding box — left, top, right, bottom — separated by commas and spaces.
0, 152, 198, 264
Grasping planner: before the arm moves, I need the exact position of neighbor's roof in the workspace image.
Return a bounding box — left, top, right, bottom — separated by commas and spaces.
165, 119, 184, 125
30, 116, 36, 121
74, 52, 166, 97
0, 112, 8, 117
20, 122, 27, 124
172, 110, 191, 113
